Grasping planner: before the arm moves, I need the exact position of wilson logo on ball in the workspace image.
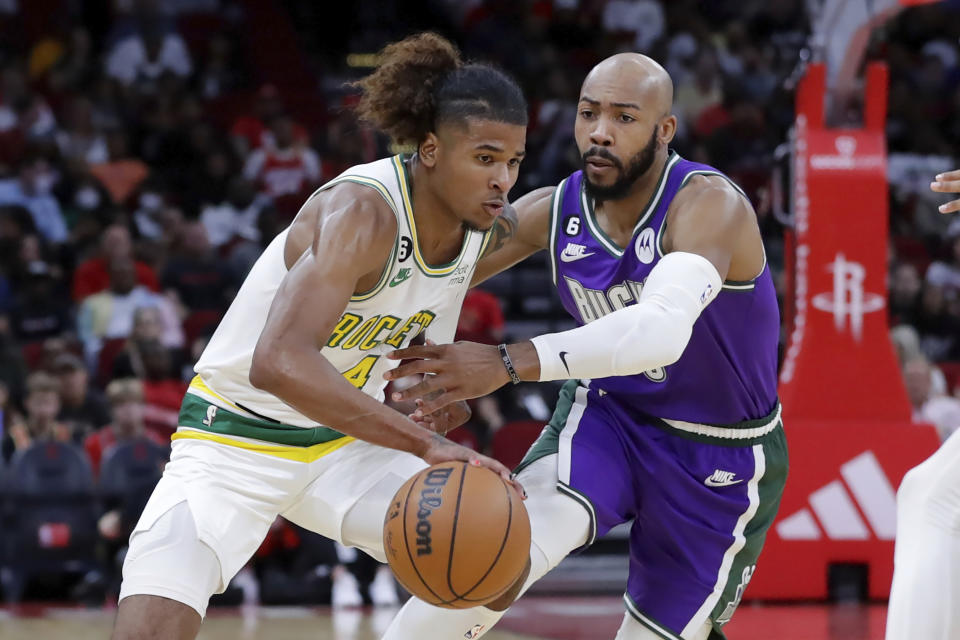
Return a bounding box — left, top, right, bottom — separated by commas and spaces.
416, 467, 454, 556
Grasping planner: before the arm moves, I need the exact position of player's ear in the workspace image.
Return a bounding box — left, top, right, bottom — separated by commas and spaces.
658, 115, 678, 145
419, 133, 439, 168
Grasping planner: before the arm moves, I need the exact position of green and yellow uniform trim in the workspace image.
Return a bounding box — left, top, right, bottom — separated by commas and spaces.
391, 155, 488, 277
312, 172, 400, 302
175, 376, 353, 463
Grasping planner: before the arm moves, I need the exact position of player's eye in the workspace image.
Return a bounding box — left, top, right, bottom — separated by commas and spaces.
619, 114, 635, 123
579, 109, 594, 119
478, 155, 493, 164
508, 158, 521, 167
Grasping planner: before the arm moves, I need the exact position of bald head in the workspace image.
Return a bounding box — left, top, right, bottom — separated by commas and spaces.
581, 54, 673, 118
574, 54, 677, 201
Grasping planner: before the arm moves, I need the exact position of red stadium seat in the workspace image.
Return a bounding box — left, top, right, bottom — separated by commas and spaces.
445, 426, 479, 451
96, 338, 128, 387
491, 421, 546, 471
937, 361, 960, 395
21, 341, 45, 370
183, 310, 223, 346
892, 235, 931, 275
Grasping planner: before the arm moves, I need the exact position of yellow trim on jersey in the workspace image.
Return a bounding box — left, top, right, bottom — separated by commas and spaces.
477, 225, 495, 259
318, 174, 401, 302
321, 174, 400, 214
171, 429, 356, 463
392, 155, 472, 277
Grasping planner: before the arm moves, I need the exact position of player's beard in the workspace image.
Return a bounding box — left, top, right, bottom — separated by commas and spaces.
582, 128, 658, 202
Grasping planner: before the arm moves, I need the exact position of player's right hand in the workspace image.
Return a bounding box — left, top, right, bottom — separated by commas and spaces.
420, 435, 526, 499
932, 169, 960, 213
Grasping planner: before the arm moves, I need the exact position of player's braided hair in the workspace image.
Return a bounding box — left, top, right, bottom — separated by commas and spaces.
354, 32, 527, 145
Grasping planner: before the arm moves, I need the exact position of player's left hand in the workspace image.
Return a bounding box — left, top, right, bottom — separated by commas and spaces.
385, 341, 510, 414
410, 394, 472, 435
932, 169, 960, 213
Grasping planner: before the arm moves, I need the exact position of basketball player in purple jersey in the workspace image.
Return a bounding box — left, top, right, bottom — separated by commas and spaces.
381, 53, 787, 640
885, 170, 960, 640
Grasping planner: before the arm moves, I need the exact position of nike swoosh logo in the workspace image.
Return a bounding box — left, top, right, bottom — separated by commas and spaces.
559, 351, 570, 374
704, 478, 744, 487
560, 251, 596, 263
389, 274, 411, 287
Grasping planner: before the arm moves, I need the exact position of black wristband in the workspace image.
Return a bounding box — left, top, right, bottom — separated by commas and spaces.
498, 343, 521, 385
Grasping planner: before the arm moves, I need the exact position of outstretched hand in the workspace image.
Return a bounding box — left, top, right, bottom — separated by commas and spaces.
384, 341, 511, 414
409, 394, 472, 435
932, 170, 960, 213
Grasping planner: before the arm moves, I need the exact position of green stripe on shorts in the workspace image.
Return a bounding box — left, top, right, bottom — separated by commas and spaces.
514, 379, 578, 473
179, 393, 347, 447
709, 423, 789, 637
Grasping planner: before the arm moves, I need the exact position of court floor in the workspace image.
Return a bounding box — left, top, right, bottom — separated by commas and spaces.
0, 597, 889, 639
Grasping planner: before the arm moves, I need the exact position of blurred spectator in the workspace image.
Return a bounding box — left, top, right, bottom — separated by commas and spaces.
43, 27, 97, 96
904, 357, 960, 442
72, 224, 159, 301
112, 306, 187, 381
58, 175, 114, 238
913, 282, 960, 361
924, 220, 960, 296
320, 103, 379, 178
36, 335, 72, 373
55, 96, 109, 167
76, 256, 182, 366
162, 221, 235, 312
54, 352, 111, 442
243, 114, 321, 213
601, 0, 665, 52
0, 152, 68, 244
456, 288, 506, 345
131, 180, 172, 240
230, 84, 308, 157
1, 371, 70, 461
0, 313, 27, 399
453, 289, 509, 441
88, 377, 168, 581
674, 48, 723, 134
88, 128, 150, 205
740, 45, 779, 103
0, 205, 31, 275
889, 262, 923, 326
83, 377, 166, 477
9, 260, 71, 343
105, 21, 192, 93
136, 338, 187, 435
0, 62, 57, 141
201, 176, 267, 250
892, 324, 924, 366
195, 32, 243, 99
10, 232, 52, 284
704, 96, 777, 199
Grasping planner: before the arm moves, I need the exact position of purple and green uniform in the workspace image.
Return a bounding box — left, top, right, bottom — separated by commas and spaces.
517, 152, 787, 640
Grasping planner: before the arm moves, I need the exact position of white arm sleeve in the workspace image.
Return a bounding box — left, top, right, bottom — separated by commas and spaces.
530, 251, 722, 381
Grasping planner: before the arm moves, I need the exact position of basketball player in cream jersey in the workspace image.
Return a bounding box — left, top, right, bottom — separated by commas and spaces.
111, 33, 527, 640
885, 169, 960, 640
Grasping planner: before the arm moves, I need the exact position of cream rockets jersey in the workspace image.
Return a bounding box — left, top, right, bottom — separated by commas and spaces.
194, 155, 491, 428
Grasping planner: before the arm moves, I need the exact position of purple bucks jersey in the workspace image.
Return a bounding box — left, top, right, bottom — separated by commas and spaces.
548, 151, 780, 425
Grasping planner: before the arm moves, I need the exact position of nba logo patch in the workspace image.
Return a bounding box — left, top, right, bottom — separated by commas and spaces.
464, 624, 485, 638
635, 228, 655, 264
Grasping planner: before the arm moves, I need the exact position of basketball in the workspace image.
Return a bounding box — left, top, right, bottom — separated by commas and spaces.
382, 461, 531, 609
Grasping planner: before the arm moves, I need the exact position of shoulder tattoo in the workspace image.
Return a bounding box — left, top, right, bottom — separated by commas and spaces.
480, 203, 518, 259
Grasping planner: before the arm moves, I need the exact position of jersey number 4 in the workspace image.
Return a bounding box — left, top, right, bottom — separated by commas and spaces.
342, 355, 380, 389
